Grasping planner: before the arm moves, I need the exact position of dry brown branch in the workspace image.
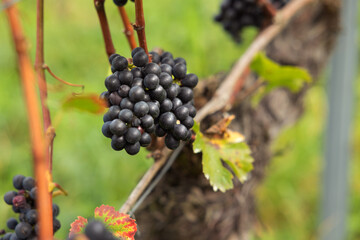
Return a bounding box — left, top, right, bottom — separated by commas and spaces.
119, 0, 315, 214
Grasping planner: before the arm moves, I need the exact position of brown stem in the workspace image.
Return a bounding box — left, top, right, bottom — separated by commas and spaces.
118, 6, 137, 51
94, 0, 116, 58
257, 0, 277, 18
134, 0, 148, 54
43, 64, 85, 88
120, 0, 315, 214
4, 2, 53, 239
227, 66, 251, 108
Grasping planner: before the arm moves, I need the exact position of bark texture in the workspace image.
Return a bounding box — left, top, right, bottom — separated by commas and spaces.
136, 1, 341, 239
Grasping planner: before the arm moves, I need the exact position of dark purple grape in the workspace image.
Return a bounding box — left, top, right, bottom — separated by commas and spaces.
133, 51, 149, 67
131, 67, 143, 78
109, 119, 127, 136
102, 122, 113, 138
112, 56, 128, 71
119, 109, 133, 123
159, 72, 173, 89
125, 128, 142, 144
118, 85, 131, 98
143, 63, 161, 76
125, 142, 141, 155
172, 63, 187, 79
159, 112, 176, 130
178, 87, 193, 103
111, 135, 126, 151
160, 64, 172, 75
161, 57, 175, 67
134, 101, 149, 117
150, 85, 167, 102
144, 74, 159, 90
6, 218, 18, 230
129, 86, 145, 102
4, 191, 17, 205
182, 116, 194, 129
140, 133, 152, 147
13, 175, 25, 190
172, 124, 188, 141
15, 222, 32, 239
120, 98, 134, 110
131, 47, 145, 58
165, 134, 180, 149
118, 70, 133, 86
22, 177, 35, 191
160, 99, 173, 113
150, 51, 160, 64
175, 106, 189, 121
141, 115, 154, 129
182, 73, 198, 88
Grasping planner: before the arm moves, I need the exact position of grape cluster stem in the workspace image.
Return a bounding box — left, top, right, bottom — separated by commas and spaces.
118, 6, 138, 50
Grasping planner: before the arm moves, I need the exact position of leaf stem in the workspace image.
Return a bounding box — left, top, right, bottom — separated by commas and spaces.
94, 0, 116, 58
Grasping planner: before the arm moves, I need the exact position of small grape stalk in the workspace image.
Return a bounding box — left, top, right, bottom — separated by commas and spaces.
100, 47, 198, 155
0, 175, 61, 240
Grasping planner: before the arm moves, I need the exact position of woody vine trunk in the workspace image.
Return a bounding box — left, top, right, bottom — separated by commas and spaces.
135, 1, 341, 239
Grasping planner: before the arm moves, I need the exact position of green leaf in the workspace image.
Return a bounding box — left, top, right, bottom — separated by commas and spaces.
250, 52, 311, 93
62, 94, 106, 114
94, 205, 137, 240
192, 121, 254, 192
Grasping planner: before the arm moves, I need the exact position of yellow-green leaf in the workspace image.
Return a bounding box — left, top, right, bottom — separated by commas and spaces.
62, 94, 106, 114
193, 121, 254, 192
251, 52, 311, 93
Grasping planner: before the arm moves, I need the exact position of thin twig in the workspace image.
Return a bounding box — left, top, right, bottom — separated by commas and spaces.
94, 0, 116, 58
119, 0, 315, 214
43, 64, 85, 88
227, 66, 251, 108
118, 6, 137, 51
134, 0, 148, 54
4, 2, 53, 239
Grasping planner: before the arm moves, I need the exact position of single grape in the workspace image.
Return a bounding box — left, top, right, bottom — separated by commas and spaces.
182, 73, 198, 88
161, 57, 175, 67
111, 135, 126, 151
172, 63, 187, 79
141, 115, 154, 129
29, 187, 37, 200
166, 84, 180, 100
160, 99, 173, 113
53, 218, 61, 233
25, 209, 37, 225
120, 98, 134, 110
161, 51, 173, 60
125, 128, 141, 144
140, 133, 152, 147
131, 78, 143, 88
102, 122, 113, 138
113, 0, 127, 7
118, 70, 133, 86
131, 117, 141, 127
175, 106, 189, 121
150, 85, 167, 102
145, 124, 156, 134
159, 72, 173, 89
4, 191, 17, 205
118, 85, 131, 98
165, 134, 180, 149
6, 218, 18, 230
143, 74, 159, 90
184, 103, 197, 117
129, 86, 145, 102
109, 119, 127, 136
108, 53, 120, 65
174, 57, 187, 66
13, 175, 25, 190
15, 222, 32, 239
178, 87, 193, 103
172, 98, 183, 111
118, 109, 133, 123
112, 56, 128, 71
125, 142, 141, 155
22, 177, 35, 191
109, 92, 122, 105
173, 124, 188, 141
160, 64, 172, 75
143, 63, 161, 76
182, 116, 194, 129
159, 112, 176, 130
150, 51, 160, 64
148, 102, 160, 118
133, 101, 149, 117
107, 105, 121, 120
105, 75, 120, 92
131, 67, 143, 78
131, 47, 145, 58
155, 125, 166, 137
133, 51, 149, 67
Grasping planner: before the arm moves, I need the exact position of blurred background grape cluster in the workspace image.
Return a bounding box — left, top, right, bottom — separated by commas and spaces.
0, 0, 359, 239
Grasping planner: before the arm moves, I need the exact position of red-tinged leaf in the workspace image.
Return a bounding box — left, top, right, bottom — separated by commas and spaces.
94, 205, 137, 240
69, 216, 88, 237
62, 94, 106, 114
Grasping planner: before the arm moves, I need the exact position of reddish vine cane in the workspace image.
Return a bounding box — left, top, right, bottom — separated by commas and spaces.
118, 6, 137, 50
134, 0, 149, 55
4, 1, 53, 239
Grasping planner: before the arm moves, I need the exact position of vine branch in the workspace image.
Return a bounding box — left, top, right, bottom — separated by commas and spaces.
120, 0, 315, 214
4, 1, 53, 239
94, 0, 116, 58
257, 0, 277, 17
118, 6, 137, 50
134, 0, 148, 54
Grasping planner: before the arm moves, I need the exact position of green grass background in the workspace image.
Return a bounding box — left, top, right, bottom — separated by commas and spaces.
0, 0, 358, 239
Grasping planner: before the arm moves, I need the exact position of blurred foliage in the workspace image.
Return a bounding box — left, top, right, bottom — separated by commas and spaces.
0, 0, 359, 240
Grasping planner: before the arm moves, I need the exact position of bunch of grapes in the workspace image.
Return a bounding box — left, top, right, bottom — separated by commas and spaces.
112, 0, 134, 7
68, 221, 116, 240
100, 47, 198, 155
214, 0, 290, 42
1, 175, 60, 240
